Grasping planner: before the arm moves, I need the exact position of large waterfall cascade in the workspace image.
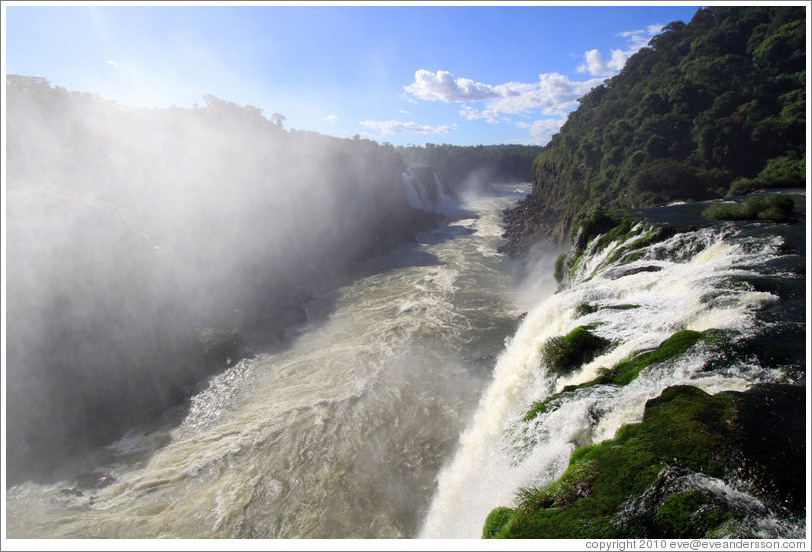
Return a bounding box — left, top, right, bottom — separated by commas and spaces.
421, 199, 806, 539
5, 186, 806, 540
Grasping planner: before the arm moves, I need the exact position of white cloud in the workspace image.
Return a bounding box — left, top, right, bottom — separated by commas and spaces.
619, 24, 667, 50
402, 22, 665, 141
578, 48, 628, 77
106, 60, 119, 68
516, 117, 567, 146
458, 73, 604, 123
578, 23, 664, 76
404, 69, 501, 102
358, 119, 456, 136
323, 114, 338, 122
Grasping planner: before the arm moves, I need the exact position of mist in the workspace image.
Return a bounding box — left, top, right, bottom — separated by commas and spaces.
4, 76, 437, 484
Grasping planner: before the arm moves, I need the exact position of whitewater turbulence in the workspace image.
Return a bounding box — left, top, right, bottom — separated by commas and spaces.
5, 183, 528, 539
420, 211, 805, 538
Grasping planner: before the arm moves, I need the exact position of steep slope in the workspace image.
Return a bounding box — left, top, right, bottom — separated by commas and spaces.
501, 5, 806, 255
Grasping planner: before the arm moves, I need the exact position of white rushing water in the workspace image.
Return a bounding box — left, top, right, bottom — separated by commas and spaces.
5, 186, 804, 541
5, 183, 529, 539
420, 221, 799, 538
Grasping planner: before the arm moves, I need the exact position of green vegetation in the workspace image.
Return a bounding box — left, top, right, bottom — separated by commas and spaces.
652, 490, 735, 539
524, 330, 712, 422
502, 6, 806, 251
487, 384, 805, 538
727, 153, 805, 195
488, 8, 806, 540
701, 193, 795, 222
483, 507, 514, 539
540, 326, 611, 376
603, 330, 708, 386
554, 207, 679, 286
575, 303, 639, 318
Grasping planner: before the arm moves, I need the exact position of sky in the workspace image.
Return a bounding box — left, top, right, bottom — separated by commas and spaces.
2, 1, 704, 147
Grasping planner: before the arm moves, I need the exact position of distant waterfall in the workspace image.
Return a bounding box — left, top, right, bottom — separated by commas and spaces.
433, 172, 451, 207
402, 168, 448, 212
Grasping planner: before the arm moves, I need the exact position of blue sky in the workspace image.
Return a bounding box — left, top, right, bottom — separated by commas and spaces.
3, 2, 702, 146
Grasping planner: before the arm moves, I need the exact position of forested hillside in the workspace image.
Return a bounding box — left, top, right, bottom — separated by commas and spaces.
502, 5, 806, 253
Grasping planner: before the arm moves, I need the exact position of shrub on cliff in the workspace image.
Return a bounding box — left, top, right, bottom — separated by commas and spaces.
540, 326, 611, 376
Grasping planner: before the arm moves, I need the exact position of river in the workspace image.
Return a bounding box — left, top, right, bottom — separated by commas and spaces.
5, 186, 806, 541
5, 183, 532, 539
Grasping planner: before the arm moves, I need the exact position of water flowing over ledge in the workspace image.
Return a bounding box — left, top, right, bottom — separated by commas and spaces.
420, 196, 806, 539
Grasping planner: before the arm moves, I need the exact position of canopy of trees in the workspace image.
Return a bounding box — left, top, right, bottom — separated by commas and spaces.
514, 6, 806, 247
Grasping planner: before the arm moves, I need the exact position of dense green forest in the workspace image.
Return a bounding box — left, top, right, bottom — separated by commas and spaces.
502, 5, 806, 253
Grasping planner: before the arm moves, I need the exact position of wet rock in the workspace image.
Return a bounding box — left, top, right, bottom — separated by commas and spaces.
485, 384, 806, 538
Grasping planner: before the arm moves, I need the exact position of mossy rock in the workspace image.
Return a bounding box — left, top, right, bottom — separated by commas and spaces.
524, 330, 711, 422
483, 507, 514, 538
607, 330, 707, 386
569, 206, 619, 251
575, 302, 640, 318
652, 490, 734, 538
486, 384, 805, 539
540, 326, 611, 376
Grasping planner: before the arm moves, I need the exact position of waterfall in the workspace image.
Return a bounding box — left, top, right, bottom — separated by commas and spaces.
433, 171, 451, 208
402, 168, 449, 212
420, 216, 802, 538
402, 168, 434, 211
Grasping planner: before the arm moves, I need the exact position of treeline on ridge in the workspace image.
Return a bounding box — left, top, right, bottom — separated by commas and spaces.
503, 5, 806, 252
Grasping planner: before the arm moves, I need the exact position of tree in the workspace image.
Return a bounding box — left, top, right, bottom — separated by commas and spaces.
271, 113, 286, 129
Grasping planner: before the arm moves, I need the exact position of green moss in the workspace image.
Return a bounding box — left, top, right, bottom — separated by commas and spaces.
540, 326, 611, 376
569, 206, 618, 251
523, 398, 554, 422
524, 330, 710, 423
576, 303, 640, 318
701, 194, 795, 222
574, 303, 599, 317
554, 253, 569, 285
594, 218, 635, 253
601, 224, 678, 269
522, 390, 582, 422
608, 330, 706, 385
487, 384, 806, 539
490, 386, 737, 538
569, 251, 588, 280
572, 219, 680, 283
607, 304, 639, 311
653, 491, 734, 538
483, 507, 514, 538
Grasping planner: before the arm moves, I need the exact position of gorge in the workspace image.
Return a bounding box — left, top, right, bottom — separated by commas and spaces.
3, 4, 808, 543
